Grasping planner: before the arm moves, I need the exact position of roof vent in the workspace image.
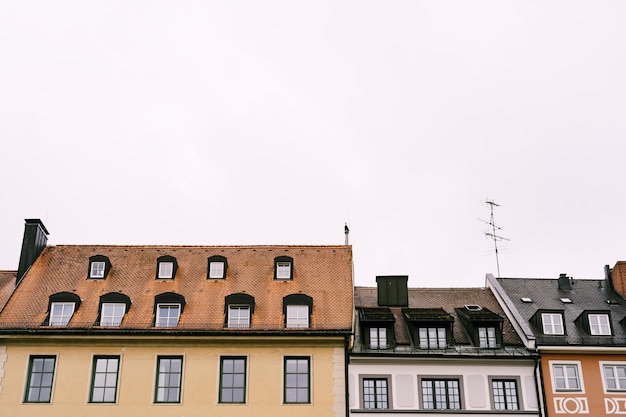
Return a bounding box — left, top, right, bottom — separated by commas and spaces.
465, 304, 482, 311
558, 273, 572, 290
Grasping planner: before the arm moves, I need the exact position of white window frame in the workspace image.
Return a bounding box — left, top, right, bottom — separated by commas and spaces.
100, 303, 126, 327
369, 327, 388, 349
49, 302, 75, 326
209, 261, 225, 279
228, 305, 251, 328
276, 262, 291, 279
600, 362, 626, 392
550, 361, 584, 392
156, 304, 181, 328
478, 327, 498, 347
90, 261, 106, 278
541, 313, 564, 335
158, 262, 174, 279
418, 327, 447, 349
286, 305, 309, 328
589, 313, 611, 335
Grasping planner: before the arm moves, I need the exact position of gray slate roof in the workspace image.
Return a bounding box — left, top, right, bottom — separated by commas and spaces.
496, 277, 626, 346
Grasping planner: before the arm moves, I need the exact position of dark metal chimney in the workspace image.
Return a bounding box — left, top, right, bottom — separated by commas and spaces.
376, 275, 409, 307
16, 219, 49, 285
558, 273, 572, 291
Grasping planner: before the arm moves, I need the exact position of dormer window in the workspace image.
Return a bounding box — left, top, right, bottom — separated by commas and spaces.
156, 255, 178, 280
478, 327, 497, 347
44, 292, 81, 326
454, 306, 503, 348
154, 293, 185, 328
88, 255, 111, 279
225, 293, 255, 328
274, 256, 293, 280
403, 308, 454, 349
208, 255, 227, 279
96, 293, 131, 327
284, 294, 312, 328
541, 312, 564, 335
359, 307, 395, 350
589, 313, 611, 335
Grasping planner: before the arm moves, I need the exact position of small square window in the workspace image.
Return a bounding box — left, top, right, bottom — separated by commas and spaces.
589, 314, 611, 335
101, 303, 126, 327
156, 304, 180, 328
276, 262, 291, 279
541, 313, 564, 335
479, 327, 498, 348
90, 262, 106, 278
209, 262, 225, 279
604, 365, 626, 391
49, 302, 75, 326
286, 305, 309, 328
158, 262, 174, 279
419, 327, 447, 349
228, 306, 250, 328
284, 357, 309, 403
552, 364, 581, 391
24, 356, 56, 403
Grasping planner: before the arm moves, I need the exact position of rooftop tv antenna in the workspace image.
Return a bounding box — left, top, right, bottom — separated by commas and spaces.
480, 200, 510, 277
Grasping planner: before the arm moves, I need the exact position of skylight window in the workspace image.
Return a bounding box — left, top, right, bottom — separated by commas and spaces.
521, 297, 533, 303
465, 304, 482, 311
560, 298, 572, 304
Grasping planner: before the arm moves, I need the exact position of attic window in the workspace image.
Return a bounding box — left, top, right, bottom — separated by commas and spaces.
274, 256, 293, 280
465, 305, 482, 311
521, 297, 533, 303
88, 255, 111, 279
156, 255, 178, 280
208, 255, 227, 279
560, 298, 572, 304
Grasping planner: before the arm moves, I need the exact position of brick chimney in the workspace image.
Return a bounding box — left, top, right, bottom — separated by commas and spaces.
16, 219, 49, 285
610, 262, 626, 299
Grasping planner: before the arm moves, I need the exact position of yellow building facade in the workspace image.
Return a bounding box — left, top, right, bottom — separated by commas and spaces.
0, 220, 353, 416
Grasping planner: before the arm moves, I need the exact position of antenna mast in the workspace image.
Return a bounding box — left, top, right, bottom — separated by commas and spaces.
480, 200, 510, 278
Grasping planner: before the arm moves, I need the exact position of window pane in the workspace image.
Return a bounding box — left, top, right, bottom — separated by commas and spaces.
286, 305, 309, 328
156, 304, 180, 327
158, 262, 174, 279
276, 262, 291, 279
285, 358, 309, 403
49, 302, 75, 326
220, 357, 246, 403
90, 357, 119, 403
228, 306, 250, 328
363, 378, 388, 409
155, 357, 182, 403
209, 262, 225, 278
25, 357, 56, 403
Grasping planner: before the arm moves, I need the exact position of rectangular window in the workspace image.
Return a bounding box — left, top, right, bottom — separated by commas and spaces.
284, 357, 309, 403
209, 261, 225, 279
90, 356, 120, 403
492, 379, 519, 410
553, 364, 581, 391
276, 262, 291, 279
90, 261, 105, 278
363, 378, 389, 409
589, 314, 611, 335
418, 327, 447, 349
101, 303, 126, 327
228, 306, 250, 328
604, 365, 626, 391
156, 304, 180, 328
219, 357, 246, 403
421, 379, 461, 410
286, 305, 309, 328
479, 327, 497, 347
24, 356, 56, 403
541, 313, 564, 335
158, 262, 174, 279
155, 356, 183, 403
369, 327, 388, 349
49, 302, 75, 326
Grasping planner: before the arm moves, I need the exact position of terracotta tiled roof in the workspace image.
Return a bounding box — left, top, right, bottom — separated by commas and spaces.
0, 270, 16, 311
0, 245, 353, 332
354, 286, 523, 346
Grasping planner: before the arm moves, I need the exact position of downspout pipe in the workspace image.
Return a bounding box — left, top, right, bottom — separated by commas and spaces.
536, 353, 547, 417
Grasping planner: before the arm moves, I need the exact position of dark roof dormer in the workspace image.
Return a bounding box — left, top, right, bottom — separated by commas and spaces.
359, 307, 396, 349
454, 305, 504, 348
575, 310, 613, 337
403, 308, 454, 349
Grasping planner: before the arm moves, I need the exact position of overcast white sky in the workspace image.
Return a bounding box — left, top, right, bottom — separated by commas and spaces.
1, 1, 625, 287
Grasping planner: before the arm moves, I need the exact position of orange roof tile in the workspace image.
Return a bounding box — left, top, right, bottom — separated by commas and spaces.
0, 245, 353, 333
0, 270, 16, 311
